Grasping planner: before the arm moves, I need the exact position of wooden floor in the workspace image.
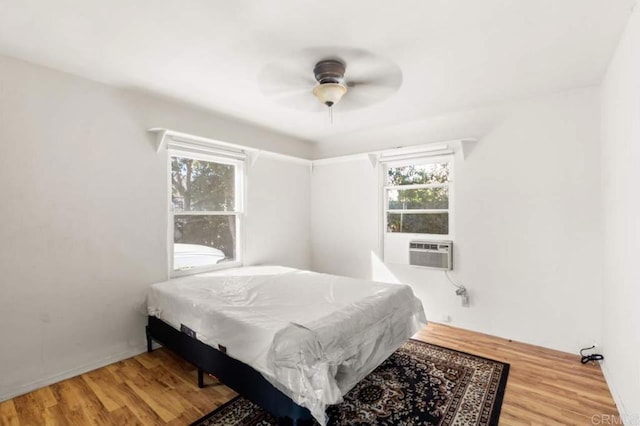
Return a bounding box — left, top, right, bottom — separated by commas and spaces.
0, 323, 618, 425
414, 325, 618, 425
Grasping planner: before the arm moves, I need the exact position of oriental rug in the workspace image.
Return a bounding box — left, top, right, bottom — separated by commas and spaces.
191, 339, 509, 426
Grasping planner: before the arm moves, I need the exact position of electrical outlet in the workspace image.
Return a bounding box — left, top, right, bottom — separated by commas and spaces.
441, 314, 451, 323
455, 287, 470, 307
461, 293, 470, 307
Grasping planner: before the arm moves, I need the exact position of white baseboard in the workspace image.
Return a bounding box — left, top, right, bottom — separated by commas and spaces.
601, 361, 628, 417
0, 345, 148, 402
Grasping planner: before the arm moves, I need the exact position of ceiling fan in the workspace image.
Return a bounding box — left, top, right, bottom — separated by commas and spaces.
258, 47, 403, 121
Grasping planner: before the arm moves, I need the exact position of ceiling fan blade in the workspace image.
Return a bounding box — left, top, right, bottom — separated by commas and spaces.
345, 54, 382, 74
258, 46, 402, 112
351, 84, 397, 98
270, 91, 326, 112
338, 86, 398, 112
258, 54, 316, 96
348, 65, 402, 87
348, 70, 403, 88
263, 86, 312, 99
334, 96, 374, 112
296, 46, 350, 66
258, 70, 314, 93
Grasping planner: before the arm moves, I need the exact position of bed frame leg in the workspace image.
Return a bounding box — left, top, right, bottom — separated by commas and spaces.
198, 367, 205, 388
145, 326, 153, 353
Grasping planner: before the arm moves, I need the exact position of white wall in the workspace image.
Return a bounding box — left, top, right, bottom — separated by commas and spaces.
311, 87, 603, 354
311, 159, 380, 278
245, 157, 311, 269
0, 55, 312, 400
600, 5, 640, 417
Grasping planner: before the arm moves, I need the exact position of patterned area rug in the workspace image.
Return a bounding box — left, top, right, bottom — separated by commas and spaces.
191, 339, 509, 426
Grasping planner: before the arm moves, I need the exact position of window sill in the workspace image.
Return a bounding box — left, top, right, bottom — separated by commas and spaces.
385, 232, 453, 240
170, 260, 242, 278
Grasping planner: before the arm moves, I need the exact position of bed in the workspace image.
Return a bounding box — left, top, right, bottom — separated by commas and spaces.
146, 265, 426, 425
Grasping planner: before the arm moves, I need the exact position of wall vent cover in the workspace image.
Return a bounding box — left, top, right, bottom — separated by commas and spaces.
409, 240, 453, 270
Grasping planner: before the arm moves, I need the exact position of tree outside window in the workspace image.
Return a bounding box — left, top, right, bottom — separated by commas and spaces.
170, 155, 242, 273
385, 161, 450, 235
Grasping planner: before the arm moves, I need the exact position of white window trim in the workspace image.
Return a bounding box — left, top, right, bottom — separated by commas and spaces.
168, 149, 246, 278
380, 154, 455, 242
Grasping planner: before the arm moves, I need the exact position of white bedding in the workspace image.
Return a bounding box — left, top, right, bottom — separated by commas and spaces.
146, 265, 426, 424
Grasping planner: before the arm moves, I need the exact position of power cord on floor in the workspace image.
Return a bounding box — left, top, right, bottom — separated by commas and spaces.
580, 346, 604, 364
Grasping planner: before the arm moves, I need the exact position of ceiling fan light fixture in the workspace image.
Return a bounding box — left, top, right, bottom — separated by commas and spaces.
313, 82, 347, 107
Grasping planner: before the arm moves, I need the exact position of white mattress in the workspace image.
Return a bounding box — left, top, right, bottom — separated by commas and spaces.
147, 266, 426, 424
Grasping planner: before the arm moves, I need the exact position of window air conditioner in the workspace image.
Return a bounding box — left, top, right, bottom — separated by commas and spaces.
409, 241, 453, 270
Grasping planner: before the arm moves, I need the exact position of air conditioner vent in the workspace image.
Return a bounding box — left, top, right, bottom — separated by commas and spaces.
409, 240, 453, 270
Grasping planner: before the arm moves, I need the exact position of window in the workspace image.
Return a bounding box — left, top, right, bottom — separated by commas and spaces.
170, 152, 243, 275
383, 157, 452, 237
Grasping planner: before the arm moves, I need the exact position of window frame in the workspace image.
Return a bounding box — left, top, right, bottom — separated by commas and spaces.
168, 149, 245, 277
381, 154, 454, 240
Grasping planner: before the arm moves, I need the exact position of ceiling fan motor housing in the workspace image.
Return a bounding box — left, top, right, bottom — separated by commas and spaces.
313, 59, 347, 107
314, 59, 346, 84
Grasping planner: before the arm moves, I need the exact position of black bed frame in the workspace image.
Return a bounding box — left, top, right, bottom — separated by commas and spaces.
145, 316, 314, 425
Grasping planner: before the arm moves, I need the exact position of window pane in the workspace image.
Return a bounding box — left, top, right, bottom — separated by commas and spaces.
387, 213, 449, 234
171, 157, 235, 212
173, 215, 236, 270
387, 162, 449, 185
388, 188, 448, 209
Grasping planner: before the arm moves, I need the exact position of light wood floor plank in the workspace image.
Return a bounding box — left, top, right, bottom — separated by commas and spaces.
0, 400, 20, 426
41, 405, 69, 426
123, 379, 176, 423
3, 322, 619, 425
106, 406, 143, 426
12, 393, 47, 426
80, 374, 122, 413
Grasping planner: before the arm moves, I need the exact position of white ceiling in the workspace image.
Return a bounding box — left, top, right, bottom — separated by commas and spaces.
0, 0, 635, 145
